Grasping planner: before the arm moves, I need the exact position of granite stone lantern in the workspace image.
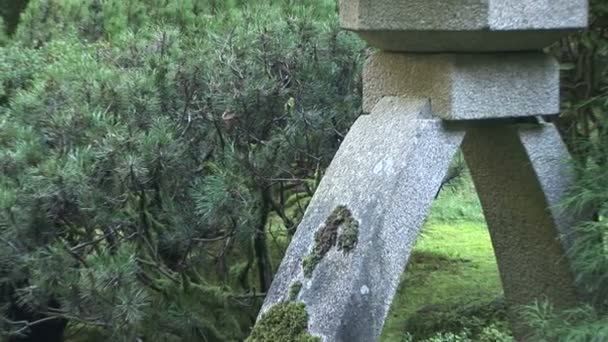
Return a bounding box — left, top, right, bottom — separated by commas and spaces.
257, 1, 589, 341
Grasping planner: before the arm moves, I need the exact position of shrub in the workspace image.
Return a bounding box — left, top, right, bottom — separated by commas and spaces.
404, 298, 512, 341
0, 0, 364, 340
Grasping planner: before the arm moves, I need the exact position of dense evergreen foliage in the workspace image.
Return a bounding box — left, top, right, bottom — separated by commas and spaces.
0, 1, 363, 340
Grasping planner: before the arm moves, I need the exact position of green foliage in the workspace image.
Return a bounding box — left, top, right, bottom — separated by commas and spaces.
427, 173, 484, 224
403, 298, 511, 341
401, 324, 513, 342
0, 0, 29, 36
524, 301, 608, 342
382, 222, 504, 341
0, 0, 364, 340
426, 152, 484, 224
553, 0, 608, 157
14, 0, 338, 47
246, 302, 320, 342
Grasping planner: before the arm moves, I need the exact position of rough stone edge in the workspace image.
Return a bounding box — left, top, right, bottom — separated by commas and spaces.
517, 123, 587, 253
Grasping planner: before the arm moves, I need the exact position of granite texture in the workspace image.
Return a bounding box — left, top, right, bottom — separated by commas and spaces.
259, 105, 583, 341
259, 97, 465, 342
462, 123, 581, 339
339, 0, 588, 52
363, 52, 559, 120
518, 123, 583, 252
489, 0, 589, 30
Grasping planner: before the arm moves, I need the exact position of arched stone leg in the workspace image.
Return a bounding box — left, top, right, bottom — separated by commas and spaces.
260, 97, 465, 342
462, 123, 580, 340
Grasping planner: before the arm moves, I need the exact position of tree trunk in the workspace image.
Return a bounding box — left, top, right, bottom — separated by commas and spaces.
8, 298, 67, 342
1, 0, 30, 35
254, 188, 273, 293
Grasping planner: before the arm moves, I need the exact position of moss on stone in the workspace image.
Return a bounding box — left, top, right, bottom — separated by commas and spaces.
289, 281, 303, 301
302, 253, 322, 278
315, 205, 345, 255
337, 213, 359, 253
302, 205, 360, 278
246, 302, 321, 342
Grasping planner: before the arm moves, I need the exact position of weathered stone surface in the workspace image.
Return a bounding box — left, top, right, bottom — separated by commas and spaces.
340, 0, 588, 52
260, 97, 465, 342
363, 52, 559, 119
462, 123, 580, 339
519, 123, 582, 252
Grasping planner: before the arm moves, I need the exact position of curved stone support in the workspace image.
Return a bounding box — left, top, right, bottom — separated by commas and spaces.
260, 97, 465, 342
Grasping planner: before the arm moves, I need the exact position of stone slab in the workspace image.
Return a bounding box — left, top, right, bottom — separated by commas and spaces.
363, 52, 559, 120
462, 123, 580, 339
340, 0, 588, 52
259, 97, 465, 342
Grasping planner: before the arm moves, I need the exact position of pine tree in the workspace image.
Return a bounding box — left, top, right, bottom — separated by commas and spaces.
0, 0, 364, 340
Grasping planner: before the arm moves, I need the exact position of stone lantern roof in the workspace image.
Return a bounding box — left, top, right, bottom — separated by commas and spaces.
340, 0, 588, 52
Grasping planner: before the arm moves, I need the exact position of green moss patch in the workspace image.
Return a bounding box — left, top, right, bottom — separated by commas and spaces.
381, 223, 505, 341
302, 253, 322, 278
337, 214, 359, 253
302, 205, 359, 278
246, 302, 321, 342
289, 281, 303, 301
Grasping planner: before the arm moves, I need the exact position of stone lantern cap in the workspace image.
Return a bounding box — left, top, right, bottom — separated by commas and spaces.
340, 0, 588, 52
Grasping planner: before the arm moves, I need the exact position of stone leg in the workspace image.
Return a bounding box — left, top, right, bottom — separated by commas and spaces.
518, 123, 582, 252
260, 97, 465, 342
462, 123, 580, 340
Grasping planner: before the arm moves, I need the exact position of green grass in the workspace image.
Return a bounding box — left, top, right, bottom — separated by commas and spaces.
426, 174, 485, 224
381, 222, 504, 341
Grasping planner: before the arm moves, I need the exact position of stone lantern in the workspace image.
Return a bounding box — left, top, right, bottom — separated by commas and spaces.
258, 1, 589, 341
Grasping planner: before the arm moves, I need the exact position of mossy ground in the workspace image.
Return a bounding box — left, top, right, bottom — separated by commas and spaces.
380, 222, 505, 341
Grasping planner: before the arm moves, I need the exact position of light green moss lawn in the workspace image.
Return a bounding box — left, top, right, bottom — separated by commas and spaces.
381, 222, 503, 341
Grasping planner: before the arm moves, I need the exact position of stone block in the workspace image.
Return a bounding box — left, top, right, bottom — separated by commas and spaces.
340, 0, 588, 52
259, 97, 465, 342
363, 52, 559, 120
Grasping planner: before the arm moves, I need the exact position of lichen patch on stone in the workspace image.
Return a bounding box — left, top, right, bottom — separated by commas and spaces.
246, 302, 321, 342
302, 205, 360, 278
